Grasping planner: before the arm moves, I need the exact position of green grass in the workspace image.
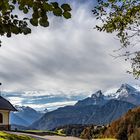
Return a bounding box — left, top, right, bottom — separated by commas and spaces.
25, 130, 45, 133
0, 131, 35, 140
24, 129, 65, 136
56, 129, 65, 136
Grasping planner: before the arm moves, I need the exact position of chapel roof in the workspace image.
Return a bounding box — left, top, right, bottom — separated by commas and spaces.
0, 96, 17, 111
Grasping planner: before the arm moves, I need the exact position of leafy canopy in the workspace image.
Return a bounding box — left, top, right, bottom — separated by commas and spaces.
93, 0, 140, 78
0, 0, 71, 46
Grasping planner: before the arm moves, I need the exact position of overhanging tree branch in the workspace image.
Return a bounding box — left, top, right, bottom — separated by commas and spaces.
93, 0, 140, 78
0, 0, 72, 46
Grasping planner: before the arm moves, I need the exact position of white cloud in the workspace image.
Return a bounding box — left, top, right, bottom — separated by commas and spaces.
2, 90, 90, 111
24, 101, 77, 111
0, 2, 138, 92
7, 97, 24, 105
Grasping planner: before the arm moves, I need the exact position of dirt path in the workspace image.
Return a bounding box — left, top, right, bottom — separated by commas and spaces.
6, 131, 84, 140
6, 131, 47, 140
42, 135, 84, 140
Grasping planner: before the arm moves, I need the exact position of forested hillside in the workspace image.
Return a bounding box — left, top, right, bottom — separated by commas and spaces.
103, 107, 140, 140
54, 107, 140, 140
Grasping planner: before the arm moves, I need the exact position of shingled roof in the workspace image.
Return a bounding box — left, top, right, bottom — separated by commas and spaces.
0, 96, 17, 111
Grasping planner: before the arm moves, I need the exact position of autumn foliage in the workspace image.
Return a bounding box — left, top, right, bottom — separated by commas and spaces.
103, 107, 140, 140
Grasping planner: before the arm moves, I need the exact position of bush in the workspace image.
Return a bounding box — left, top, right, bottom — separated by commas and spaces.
128, 128, 140, 140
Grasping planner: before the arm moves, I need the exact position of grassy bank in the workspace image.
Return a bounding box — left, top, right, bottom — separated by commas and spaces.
19, 129, 65, 136
0, 131, 35, 140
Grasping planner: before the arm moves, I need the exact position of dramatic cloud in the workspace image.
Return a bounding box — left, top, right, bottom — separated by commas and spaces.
3, 90, 90, 111
0, 1, 138, 92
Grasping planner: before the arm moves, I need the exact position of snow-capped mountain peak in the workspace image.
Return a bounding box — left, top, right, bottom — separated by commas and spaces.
103, 84, 137, 98
103, 83, 140, 105
116, 84, 137, 98
117, 83, 136, 93
91, 90, 103, 98
14, 105, 28, 112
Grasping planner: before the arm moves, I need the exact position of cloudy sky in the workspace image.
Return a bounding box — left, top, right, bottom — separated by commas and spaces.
0, 1, 139, 110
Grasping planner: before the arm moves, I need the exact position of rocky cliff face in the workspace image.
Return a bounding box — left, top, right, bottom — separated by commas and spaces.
75, 90, 107, 106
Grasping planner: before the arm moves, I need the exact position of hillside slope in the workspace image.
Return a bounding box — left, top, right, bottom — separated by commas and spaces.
30, 100, 135, 130
10, 106, 43, 127
86, 100, 135, 125
30, 105, 99, 130
103, 106, 140, 140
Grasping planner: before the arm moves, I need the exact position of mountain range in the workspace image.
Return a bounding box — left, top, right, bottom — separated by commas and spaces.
29, 84, 140, 130
10, 105, 46, 127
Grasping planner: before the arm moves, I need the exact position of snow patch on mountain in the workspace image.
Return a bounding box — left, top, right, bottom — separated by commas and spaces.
103, 84, 140, 99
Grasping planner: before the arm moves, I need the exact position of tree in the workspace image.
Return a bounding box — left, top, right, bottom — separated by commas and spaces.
93, 0, 140, 78
0, 0, 71, 46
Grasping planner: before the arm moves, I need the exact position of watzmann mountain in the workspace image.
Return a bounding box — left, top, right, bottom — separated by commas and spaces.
30, 84, 139, 130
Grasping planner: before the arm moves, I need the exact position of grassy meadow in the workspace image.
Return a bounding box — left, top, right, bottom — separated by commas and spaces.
0, 131, 35, 140
23, 129, 65, 136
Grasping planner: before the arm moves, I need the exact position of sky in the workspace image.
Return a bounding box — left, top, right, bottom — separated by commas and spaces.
0, 1, 139, 110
